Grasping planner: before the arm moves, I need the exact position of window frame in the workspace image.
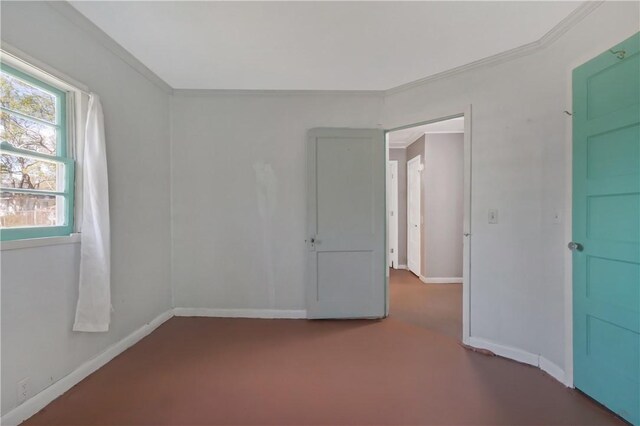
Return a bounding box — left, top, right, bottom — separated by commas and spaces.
0, 62, 75, 241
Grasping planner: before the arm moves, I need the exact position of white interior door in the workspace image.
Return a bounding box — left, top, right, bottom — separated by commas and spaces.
306, 128, 386, 319
387, 161, 398, 268
407, 156, 421, 276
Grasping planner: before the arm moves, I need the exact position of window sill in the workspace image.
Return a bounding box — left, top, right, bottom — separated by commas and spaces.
0, 233, 81, 251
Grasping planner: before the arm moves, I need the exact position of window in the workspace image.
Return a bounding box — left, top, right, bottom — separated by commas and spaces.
0, 62, 74, 241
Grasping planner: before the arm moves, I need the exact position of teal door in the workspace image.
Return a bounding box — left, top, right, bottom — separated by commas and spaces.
573, 32, 640, 425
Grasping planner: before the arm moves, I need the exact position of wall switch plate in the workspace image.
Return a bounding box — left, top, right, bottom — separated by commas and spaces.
488, 209, 498, 224
17, 377, 29, 405
553, 210, 562, 224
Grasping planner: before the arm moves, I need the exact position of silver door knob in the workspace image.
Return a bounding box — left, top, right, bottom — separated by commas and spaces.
568, 242, 583, 252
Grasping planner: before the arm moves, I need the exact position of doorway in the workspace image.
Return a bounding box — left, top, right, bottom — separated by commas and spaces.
385, 110, 471, 344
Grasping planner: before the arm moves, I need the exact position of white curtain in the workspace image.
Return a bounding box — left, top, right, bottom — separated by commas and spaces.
73, 94, 111, 332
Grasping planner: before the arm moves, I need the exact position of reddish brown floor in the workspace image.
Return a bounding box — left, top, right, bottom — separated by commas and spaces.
25, 270, 624, 425
389, 269, 462, 341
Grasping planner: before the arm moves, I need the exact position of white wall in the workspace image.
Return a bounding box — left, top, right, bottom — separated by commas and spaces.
423, 133, 464, 279
170, 93, 383, 310
382, 1, 639, 369
1, 1, 172, 416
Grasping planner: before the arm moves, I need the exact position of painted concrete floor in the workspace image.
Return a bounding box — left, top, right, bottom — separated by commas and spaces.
25, 269, 624, 425
388, 269, 463, 341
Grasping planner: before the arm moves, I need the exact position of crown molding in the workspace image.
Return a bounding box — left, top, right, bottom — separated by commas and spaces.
46, 1, 173, 95
384, 1, 604, 96
173, 88, 383, 97
44, 0, 601, 97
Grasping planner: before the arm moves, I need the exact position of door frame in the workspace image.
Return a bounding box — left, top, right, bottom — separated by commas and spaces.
387, 160, 399, 268
406, 155, 422, 276
563, 61, 576, 388
385, 105, 472, 345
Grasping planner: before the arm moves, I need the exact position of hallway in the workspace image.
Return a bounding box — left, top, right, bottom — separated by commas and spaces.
389, 268, 462, 341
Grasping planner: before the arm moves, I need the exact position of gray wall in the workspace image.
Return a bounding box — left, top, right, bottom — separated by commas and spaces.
170, 93, 384, 310
424, 133, 464, 278
388, 148, 407, 266
1, 1, 172, 416
394, 133, 464, 277
0, 0, 637, 408
383, 2, 639, 368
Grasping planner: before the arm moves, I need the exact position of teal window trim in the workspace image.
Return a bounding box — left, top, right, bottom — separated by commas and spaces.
0, 62, 75, 241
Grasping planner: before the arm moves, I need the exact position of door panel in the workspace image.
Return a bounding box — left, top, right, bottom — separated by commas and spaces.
573, 32, 640, 425
307, 128, 385, 319
407, 156, 421, 276
317, 137, 374, 235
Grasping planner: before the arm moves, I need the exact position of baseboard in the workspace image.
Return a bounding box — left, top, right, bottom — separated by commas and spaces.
468, 336, 539, 366
395, 264, 408, 270
1, 309, 174, 426
539, 356, 566, 385
419, 276, 463, 284
469, 337, 567, 386
173, 308, 308, 319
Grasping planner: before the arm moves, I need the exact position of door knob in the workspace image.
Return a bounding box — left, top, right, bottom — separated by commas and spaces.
568, 242, 584, 252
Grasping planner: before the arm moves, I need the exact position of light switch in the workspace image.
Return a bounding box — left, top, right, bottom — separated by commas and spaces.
553, 210, 562, 224
488, 209, 498, 224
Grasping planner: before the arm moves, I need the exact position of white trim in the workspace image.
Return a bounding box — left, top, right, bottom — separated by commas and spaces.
44, 2, 172, 94
385, 1, 603, 96
0, 233, 81, 251
0, 310, 173, 426
462, 106, 472, 346
469, 337, 568, 386
563, 37, 582, 390
419, 276, 463, 284
469, 337, 540, 367
539, 356, 567, 385
173, 308, 308, 319
424, 131, 465, 135
395, 264, 408, 270
387, 160, 399, 269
